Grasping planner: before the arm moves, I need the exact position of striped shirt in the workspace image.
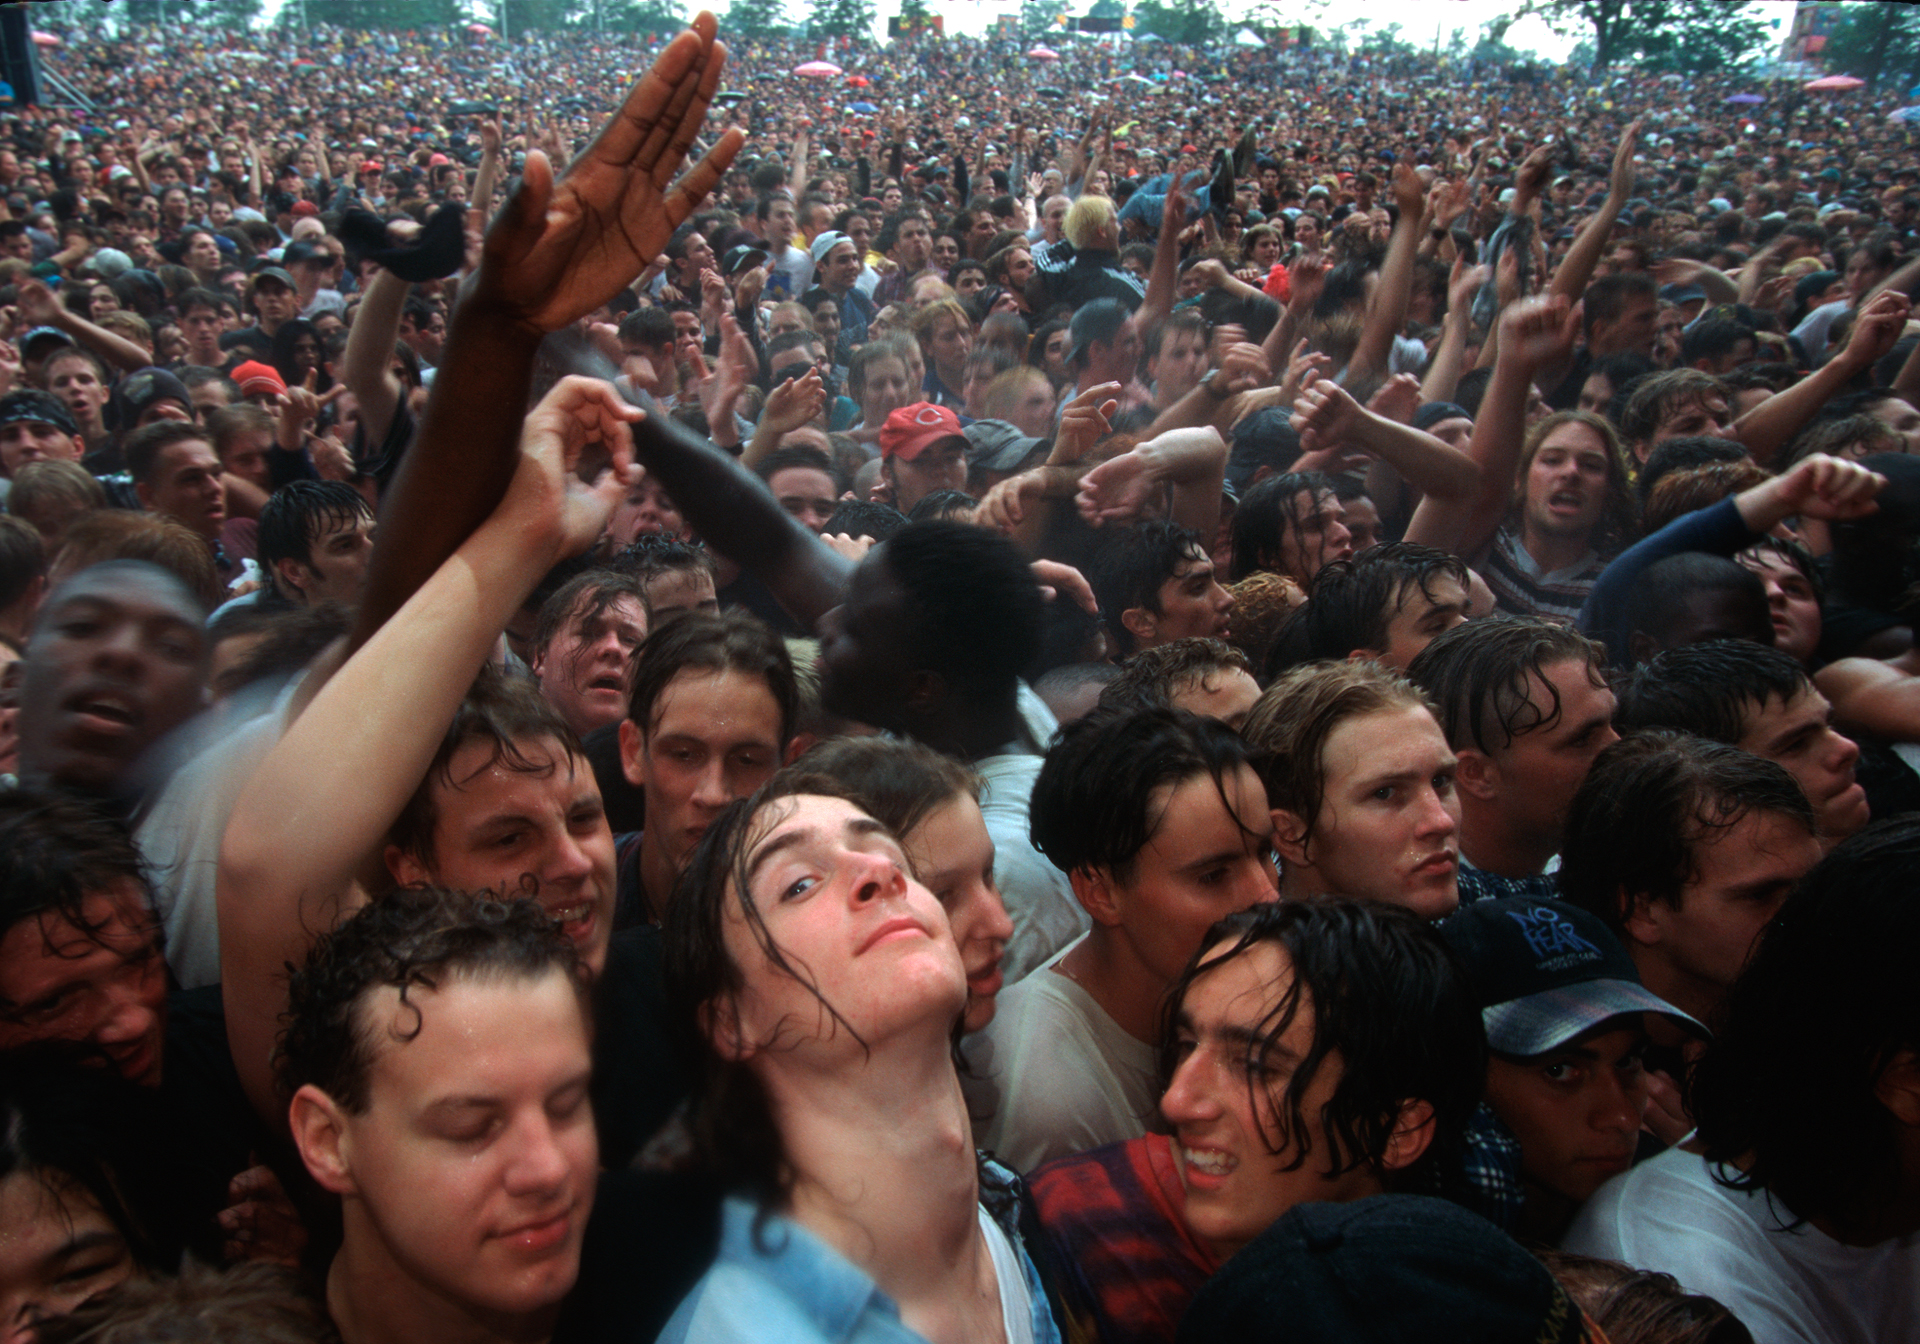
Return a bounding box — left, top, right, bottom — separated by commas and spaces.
1479, 525, 1608, 625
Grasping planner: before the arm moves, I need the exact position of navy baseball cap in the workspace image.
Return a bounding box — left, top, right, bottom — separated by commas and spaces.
1440, 898, 1705, 1057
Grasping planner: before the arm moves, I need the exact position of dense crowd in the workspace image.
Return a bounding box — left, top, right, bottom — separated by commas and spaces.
2, 9, 1919, 1344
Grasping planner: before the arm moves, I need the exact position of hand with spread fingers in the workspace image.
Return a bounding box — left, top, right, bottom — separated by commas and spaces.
477, 12, 745, 334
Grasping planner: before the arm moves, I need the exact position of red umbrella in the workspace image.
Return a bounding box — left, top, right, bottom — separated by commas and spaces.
847, 74, 870, 86
1804, 74, 1864, 90
467, 22, 494, 36
30, 31, 60, 47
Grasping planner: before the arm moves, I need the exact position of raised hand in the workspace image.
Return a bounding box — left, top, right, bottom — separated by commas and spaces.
1076, 449, 1156, 527
1609, 118, 1643, 201
761, 367, 827, 435
506, 376, 642, 560
1841, 290, 1912, 371
476, 13, 743, 335
1497, 293, 1580, 374
1055, 381, 1121, 463
972, 470, 1047, 532
1774, 453, 1884, 522
1367, 372, 1422, 425
1291, 374, 1364, 454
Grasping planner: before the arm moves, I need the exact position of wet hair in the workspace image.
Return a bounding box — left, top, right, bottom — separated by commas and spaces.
1558, 730, 1813, 933
1680, 316, 1756, 368
275, 884, 586, 1111
610, 532, 718, 597
1783, 413, 1902, 469
664, 769, 896, 1209
1160, 899, 1485, 1190
530, 569, 648, 665
1031, 707, 1259, 882
1230, 471, 1337, 583
1537, 1252, 1753, 1344
1087, 519, 1210, 657
1635, 436, 1752, 508
1096, 638, 1252, 719
1287, 543, 1468, 664
626, 609, 798, 746
822, 497, 908, 542
1407, 617, 1607, 755
881, 520, 1044, 705
1241, 661, 1435, 852
1642, 461, 1771, 534
1618, 370, 1731, 447
0, 787, 152, 958
1690, 816, 1920, 1228
33, 1261, 336, 1344
256, 479, 372, 584
907, 488, 976, 523
1614, 641, 1810, 748
387, 665, 585, 872
207, 602, 350, 701
786, 736, 979, 852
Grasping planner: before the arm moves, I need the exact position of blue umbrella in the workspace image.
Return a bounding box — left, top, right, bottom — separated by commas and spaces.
849, 100, 878, 113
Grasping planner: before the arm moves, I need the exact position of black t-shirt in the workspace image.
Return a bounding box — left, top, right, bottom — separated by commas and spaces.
553, 1168, 722, 1344
591, 924, 691, 1172
162, 984, 323, 1264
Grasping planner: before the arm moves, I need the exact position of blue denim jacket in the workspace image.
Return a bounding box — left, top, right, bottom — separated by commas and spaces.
656, 1162, 1061, 1344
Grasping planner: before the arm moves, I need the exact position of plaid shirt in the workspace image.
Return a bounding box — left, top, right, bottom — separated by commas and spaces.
1026, 1135, 1218, 1344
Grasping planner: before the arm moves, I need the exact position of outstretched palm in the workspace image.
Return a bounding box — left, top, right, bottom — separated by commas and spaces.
480, 13, 745, 334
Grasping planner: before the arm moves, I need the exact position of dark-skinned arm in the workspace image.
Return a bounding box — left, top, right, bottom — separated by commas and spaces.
349, 15, 742, 654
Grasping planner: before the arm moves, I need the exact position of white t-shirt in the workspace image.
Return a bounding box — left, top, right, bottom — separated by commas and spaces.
964, 938, 1159, 1173
1563, 1147, 1920, 1344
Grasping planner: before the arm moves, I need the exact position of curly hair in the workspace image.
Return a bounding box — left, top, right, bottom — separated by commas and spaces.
276, 885, 586, 1111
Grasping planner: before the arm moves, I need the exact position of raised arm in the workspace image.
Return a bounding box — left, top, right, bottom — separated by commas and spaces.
1420, 259, 1488, 405
472, 118, 505, 221
350, 14, 741, 654
219, 378, 635, 1127
1291, 373, 1480, 502
1550, 120, 1638, 309
14, 278, 150, 374
340, 263, 409, 449
1136, 183, 1187, 338
1406, 293, 1579, 557
1733, 290, 1910, 466
1076, 424, 1228, 537
1345, 162, 1427, 385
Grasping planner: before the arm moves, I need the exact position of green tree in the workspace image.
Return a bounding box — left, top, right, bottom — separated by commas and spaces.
1132, 0, 1221, 46
603, 0, 684, 33
726, 0, 792, 39
1525, 0, 1768, 74
1019, 0, 1070, 39
808, 0, 876, 40
1820, 1, 1920, 92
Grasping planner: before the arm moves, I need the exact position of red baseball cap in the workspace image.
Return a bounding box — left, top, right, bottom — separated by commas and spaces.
232, 361, 287, 399
880, 402, 966, 461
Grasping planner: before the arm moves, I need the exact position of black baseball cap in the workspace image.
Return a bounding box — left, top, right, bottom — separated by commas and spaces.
1439, 898, 1705, 1058
1178, 1194, 1596, 1344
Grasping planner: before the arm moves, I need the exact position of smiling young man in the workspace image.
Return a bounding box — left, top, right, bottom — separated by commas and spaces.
1024, 899, 1483, 1344
968, 708, 1278, 1173
1441, 896, 1707, 1244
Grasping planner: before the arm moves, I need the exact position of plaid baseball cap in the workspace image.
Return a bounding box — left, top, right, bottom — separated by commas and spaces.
0, 389, 78, 437
1439, 898, 1705, 1058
